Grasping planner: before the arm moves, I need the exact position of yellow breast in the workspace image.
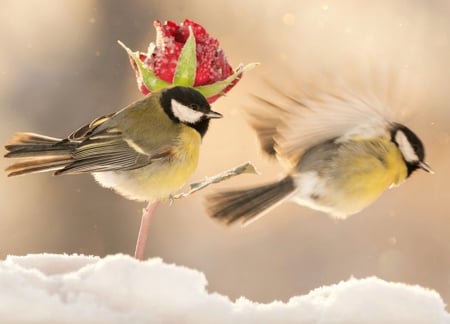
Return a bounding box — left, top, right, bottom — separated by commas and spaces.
93, 125, 201, 202
330, 137, 408, 215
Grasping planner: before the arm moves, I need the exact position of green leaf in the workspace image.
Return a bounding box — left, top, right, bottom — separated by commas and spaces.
172, 27, 197, 86
195, 62, 259, 98
172, 161, 259, 199
118, 40, 171, 91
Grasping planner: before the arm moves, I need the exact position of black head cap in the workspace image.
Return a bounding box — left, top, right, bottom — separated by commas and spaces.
390, 123, 432, 176
160, 86, 222, 137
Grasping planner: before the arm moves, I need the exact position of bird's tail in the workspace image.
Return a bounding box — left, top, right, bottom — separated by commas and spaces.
4, 132, 75, 176
206, 176, 296, 225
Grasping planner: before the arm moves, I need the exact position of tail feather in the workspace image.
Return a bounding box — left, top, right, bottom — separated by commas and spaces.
5, 157, 71, 176
6, 132, 61, 145
4, 132, 74, 176
5, 132, 74, 158
207, 176, 296, 225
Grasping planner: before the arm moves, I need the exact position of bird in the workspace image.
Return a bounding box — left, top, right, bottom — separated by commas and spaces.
4, 86, 222, 258
206, 79, 432, 225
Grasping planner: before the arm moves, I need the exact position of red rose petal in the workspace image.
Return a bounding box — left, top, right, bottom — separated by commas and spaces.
130, 19, 241, 100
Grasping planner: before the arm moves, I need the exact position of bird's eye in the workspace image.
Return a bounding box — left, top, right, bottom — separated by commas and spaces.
190, 104, 199, 111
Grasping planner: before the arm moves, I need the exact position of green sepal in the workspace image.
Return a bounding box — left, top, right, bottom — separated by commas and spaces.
195, 62, 259, 98
118, 40, 171, 91
172, 27, 197, 86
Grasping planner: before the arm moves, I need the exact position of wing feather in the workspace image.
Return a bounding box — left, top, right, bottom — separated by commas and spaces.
250, 77, 394, 164
55, 113, 174, 175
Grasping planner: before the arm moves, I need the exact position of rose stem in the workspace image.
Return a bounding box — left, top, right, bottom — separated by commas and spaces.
134, 201, 159, 260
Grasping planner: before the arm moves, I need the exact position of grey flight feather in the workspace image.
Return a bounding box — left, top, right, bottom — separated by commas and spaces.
207, 176, 296, 225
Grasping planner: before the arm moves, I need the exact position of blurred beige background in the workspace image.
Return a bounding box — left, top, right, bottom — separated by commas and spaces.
1, 0, 450, 306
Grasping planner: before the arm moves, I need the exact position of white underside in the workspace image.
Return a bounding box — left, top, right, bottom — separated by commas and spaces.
92, 162, 181, 202
289, 171, 352, 220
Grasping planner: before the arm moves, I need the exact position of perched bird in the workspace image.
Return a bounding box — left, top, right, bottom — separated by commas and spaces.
5, 86, 222, 258
207, 80, 432, 225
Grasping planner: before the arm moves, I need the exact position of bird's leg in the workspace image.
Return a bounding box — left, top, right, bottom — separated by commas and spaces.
134, 201, 159, 260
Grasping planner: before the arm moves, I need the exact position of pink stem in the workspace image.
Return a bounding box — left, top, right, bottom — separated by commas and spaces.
134, 201, 159, 260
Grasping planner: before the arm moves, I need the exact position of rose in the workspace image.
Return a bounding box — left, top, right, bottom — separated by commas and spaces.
119, 19, 257, 103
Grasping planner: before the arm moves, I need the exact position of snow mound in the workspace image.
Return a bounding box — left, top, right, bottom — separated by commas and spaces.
0, 254, 448, 323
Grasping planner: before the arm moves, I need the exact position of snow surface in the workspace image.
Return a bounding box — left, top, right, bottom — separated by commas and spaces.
0, 254, 448, 324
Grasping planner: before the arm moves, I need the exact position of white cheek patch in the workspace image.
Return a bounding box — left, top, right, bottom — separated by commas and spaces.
395, 131, 418, 163
171, 99, 204, 124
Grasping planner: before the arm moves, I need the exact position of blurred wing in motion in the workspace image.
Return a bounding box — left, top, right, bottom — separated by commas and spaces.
248, 75, 397, 165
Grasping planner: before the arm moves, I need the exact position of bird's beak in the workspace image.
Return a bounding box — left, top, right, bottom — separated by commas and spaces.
419, 161, 434, 174
206, 110, 223, 119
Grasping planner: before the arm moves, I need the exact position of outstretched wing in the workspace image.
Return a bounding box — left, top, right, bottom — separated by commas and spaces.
248, 76, 395, 165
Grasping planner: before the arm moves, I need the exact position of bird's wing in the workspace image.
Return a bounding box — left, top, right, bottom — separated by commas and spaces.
249, 78, 394, 165
68, 112, 117, 141
55, 113, 174, 175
